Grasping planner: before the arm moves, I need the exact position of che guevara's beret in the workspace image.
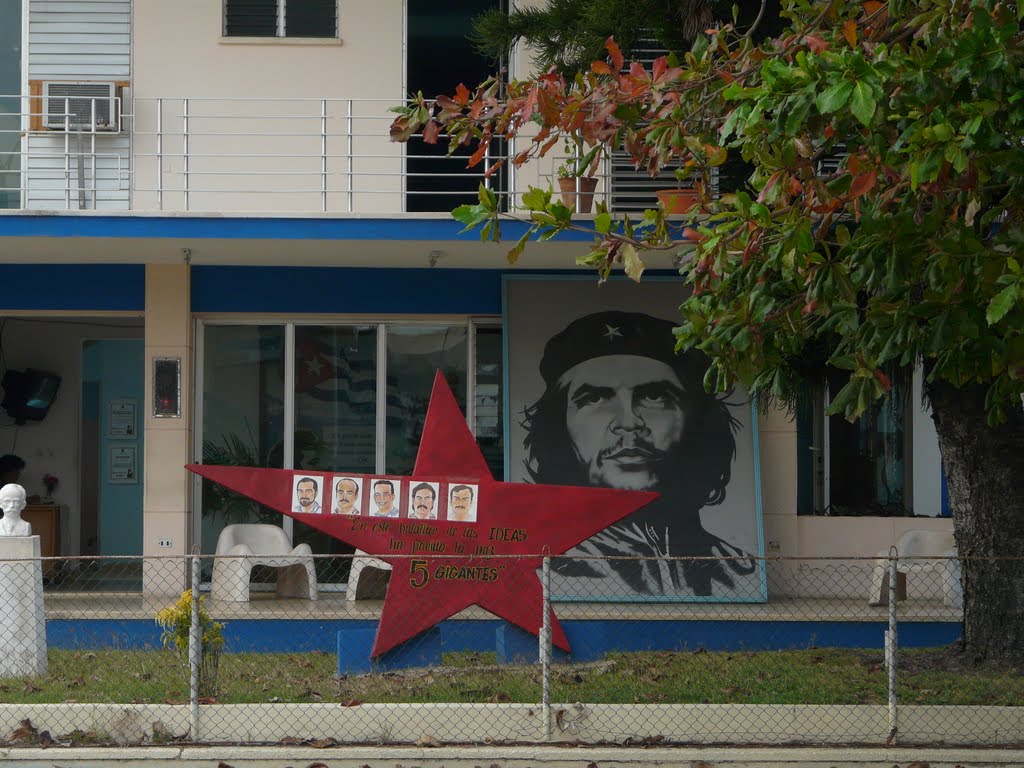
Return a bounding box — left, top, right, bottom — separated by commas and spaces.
538, 310, 689, 385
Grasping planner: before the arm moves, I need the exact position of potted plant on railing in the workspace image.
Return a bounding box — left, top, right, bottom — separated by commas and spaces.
555, 137, 599, 213
654, 136, 726, 215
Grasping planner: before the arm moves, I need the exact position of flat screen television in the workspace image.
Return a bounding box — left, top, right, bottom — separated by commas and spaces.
1, 369, 61, 424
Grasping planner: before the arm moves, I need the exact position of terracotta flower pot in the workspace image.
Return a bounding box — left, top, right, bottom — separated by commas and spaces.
656, 188, 700, 214
558, 176, 598, 213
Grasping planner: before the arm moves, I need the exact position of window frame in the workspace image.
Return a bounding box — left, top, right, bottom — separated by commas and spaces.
193, 316, 503, 585
222, 0, 340, 40
799, 381, 914, 517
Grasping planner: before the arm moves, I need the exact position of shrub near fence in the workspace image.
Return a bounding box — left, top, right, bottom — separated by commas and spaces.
0, 552, 1017, 746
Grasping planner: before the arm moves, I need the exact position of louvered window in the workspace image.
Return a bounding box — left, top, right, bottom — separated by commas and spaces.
608, 40, 719, 213
224, 0, 338, 38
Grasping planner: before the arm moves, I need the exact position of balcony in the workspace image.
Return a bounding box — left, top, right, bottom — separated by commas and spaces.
0, 95, 509, 215
0, 95, 687, 216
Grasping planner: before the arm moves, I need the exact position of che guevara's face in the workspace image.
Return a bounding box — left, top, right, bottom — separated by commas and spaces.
335, 479, 359, 514
561, 355, 686, 491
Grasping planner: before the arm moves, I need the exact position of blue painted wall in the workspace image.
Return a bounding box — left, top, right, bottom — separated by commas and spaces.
0, 265, 144, 311
47, 617, 962, 655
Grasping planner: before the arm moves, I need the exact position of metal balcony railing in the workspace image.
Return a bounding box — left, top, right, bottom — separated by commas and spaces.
0, 94, 689, 216
1, 95, 521, 214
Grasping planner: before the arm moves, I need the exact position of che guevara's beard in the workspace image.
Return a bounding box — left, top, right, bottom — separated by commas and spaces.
588, 435, 667, 491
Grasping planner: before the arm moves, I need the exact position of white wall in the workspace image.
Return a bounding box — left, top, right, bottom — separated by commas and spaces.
0, 316, 143, 556
130, 0, 405, 213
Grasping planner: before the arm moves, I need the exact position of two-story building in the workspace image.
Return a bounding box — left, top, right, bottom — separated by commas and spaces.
0, 0, 952, 600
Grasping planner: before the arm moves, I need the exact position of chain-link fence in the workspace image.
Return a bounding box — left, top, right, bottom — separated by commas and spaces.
0, 550, 1018, 747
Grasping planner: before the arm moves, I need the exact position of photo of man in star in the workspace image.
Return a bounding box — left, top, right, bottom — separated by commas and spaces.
332, 476, 362, 515
292, 475, 324, 515
447, 483, 478, 522
409, 481, 439, 520
370, 479, 400, 518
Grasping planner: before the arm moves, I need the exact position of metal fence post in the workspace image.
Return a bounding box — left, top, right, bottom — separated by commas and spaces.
540, 553, 553, 742
886, 545, 899, 744
189, 550, 201, 741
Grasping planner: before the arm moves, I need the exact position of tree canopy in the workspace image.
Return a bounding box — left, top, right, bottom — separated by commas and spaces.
393, 0, 1024, 425
391, 0, 1024, 662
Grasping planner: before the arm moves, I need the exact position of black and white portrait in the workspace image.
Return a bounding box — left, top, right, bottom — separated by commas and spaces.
505, 277, 765, 602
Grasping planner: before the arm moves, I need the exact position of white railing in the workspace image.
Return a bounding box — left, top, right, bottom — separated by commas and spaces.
0, 95, 524, 213
0, 95, 655, 215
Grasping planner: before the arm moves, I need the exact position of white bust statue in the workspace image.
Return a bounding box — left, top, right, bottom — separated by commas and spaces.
0, 484, 31, 537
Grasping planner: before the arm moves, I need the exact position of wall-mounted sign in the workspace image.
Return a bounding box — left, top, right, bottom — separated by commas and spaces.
108, 399, 137, 439
109, 445, 138, 484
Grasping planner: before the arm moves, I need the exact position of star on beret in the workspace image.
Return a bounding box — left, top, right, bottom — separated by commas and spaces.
603, 324, 623, 341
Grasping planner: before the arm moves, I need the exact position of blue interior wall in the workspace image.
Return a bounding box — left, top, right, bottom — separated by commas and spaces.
84, 339, 145, 556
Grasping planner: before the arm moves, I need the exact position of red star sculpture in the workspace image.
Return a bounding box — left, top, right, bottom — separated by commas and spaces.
188, 372, 655, 658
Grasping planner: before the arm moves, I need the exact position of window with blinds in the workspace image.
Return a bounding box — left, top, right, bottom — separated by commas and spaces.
224, 0, 338, 38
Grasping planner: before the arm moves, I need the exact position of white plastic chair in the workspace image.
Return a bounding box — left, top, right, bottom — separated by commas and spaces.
868, 528, 962, 608
211, 524, 318, 602
346, 549, 391, 601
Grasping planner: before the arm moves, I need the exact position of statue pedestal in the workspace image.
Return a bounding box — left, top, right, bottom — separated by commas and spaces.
0, 536, 47, 677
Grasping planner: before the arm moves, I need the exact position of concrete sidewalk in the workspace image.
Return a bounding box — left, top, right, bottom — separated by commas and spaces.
1, 745, 1022, 767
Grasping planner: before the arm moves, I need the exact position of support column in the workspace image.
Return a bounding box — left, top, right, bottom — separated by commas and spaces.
143, 263, 192, 597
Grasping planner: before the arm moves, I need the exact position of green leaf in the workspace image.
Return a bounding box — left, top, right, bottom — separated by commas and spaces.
521, 187, 551, 211
451, 203, 489, 232
986, 283, 1019, 325
816, 80, 853, 115
594, 212, 612, 234
850, 81, 876, 127
506, 229, 532, 265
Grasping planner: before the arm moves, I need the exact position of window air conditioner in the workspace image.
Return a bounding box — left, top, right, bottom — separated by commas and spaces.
42, 81, 120, 131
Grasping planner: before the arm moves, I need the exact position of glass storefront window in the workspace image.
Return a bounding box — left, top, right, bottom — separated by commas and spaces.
198, 320, 499, 584
385, 325, 467, 475
292, 325, 377, 581
200, 325, 285, 556
474, 325, 504, 480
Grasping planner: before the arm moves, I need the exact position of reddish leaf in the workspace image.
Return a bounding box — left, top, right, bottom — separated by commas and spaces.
804, 35, 830, 54
591, 61, 613, 75
454, 83, 471, 106
468, 141, 489, 168
605, 37, 624, 72
874, 369, 892, 391
652, 56, 667, 82
422, 120, 440, 145
850, 171, 878, 199
435, 95, 459, 111
843, 20, 858, 47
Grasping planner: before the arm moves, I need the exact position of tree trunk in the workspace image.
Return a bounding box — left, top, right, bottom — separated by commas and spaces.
925, 375, 1024, 663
